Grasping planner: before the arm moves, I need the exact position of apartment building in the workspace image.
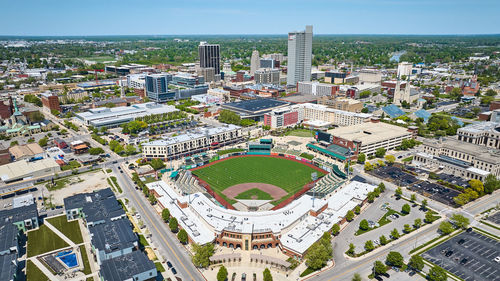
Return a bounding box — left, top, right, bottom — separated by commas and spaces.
297, 81, 337, 96
142, 125, 243, 160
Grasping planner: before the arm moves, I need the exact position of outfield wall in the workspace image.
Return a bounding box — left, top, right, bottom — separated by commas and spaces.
189, 154, 328, 210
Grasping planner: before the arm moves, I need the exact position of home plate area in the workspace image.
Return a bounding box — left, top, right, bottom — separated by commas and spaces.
223, 183, 287, 211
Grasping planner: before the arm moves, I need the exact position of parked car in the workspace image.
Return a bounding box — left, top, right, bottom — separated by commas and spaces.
166, 261, 172, 268
171, 267, 177, 275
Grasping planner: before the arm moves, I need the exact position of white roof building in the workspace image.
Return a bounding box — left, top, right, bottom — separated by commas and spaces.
146, 179, 375, 256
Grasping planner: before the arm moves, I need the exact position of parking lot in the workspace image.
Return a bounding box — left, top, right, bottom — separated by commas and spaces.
486, 211, 500, 225
369, 166, 419, 186
408, 181, 460, 207
422, 231, 500, 281
437, 173, 469, 188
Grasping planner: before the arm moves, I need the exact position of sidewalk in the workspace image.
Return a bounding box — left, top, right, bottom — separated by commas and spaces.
30, 257, 60, 281
44, 219, 77, 247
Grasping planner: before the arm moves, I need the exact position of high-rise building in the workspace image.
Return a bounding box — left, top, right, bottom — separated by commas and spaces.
287, 25, 313, 86
254, 69, 280, 85
145, 74, 174, 102
250, 50, 260, 76
397, 62, 412, 78
41, 92, 61, 113
199, 42, 220, 75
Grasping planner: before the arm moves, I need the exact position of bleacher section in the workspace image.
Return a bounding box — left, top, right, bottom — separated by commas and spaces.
307, 172, 345, 198
172, 170, 204, 195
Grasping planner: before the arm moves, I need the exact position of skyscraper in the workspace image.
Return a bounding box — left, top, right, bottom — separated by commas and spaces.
145, 74, 174, 102
287, 25, 313, 86
199, 41, 220, 74
250, 50, 260, 76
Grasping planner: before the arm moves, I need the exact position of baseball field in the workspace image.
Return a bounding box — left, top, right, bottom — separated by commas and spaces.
191, 156, 326, 205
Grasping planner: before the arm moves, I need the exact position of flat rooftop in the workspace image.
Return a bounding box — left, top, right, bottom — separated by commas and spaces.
143, 124, 241, 147
0, 158, 59, 182
223, 99, 289, 116
327, 122, 411, 145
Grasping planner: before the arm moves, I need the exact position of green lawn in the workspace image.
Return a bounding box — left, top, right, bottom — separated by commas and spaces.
192, 157, 324, 205
45, 178, 70, 191
216, 148, 245, 156
26, 260, 49, 281
79, 245, 92, 275
234, 188, 273, 200
46, 215, 84, 244
155, 262, 166, 272
139, 234, 149, 247
27, 225, 70, 257
299, 152, 315, 160
285, 129, 315, 137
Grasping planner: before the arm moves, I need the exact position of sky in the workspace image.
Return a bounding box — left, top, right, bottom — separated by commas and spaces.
1, 0, 499, 36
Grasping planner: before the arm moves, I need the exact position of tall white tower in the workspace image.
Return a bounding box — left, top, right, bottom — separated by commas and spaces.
250, 50, 260, 76
287, 25, 313, 86
394, 62, 412, 106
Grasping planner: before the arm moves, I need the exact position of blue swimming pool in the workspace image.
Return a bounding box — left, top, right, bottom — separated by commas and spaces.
56, 250, 72, 258
58, 253, 78, 268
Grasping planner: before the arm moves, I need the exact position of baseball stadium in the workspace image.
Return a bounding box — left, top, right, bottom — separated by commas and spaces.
145, 138, 377, 259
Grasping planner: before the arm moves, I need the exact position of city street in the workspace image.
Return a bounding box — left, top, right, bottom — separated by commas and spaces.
112, 164, 206, 281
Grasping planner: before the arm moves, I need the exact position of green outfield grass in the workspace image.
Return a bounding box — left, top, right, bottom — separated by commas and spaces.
234, 188, 273, 200
192, 156, 324, 205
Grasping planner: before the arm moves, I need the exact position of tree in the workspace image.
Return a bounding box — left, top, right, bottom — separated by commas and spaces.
425, 210, 437, 223
178, 229, 188, 244
390, 228, 400, 239
305, 236, 331, 270
263, 268, 273, 281
428, 265, 448, 281
373, 260, 387, 276
364, 162, 374, 171
89, 147, 105, 155
485, 89, 497, 96
395, 187, 402, 198
384, 154, 395, 164
484, 174, 500, 194
331, 224, 340, 236
404, 224, 412, 233
439, 221, 454, 235
169, 217, 178, 233
347, 243, 356, 256
346, 210, 355, 221
414, 218, 422, 229
401, 203, 411, 214
422, 199, 428, 210
364, 240, 375, 252
150, 158, 165, 170
410, 193, 417, 202
469, 179, 484, 195
385, 251, 404, 267
366, 192, 376, 203
359, 219, 369, 231
450, 214, 470, 229
357, 153, 366, 164
379, 235, 388, 245
31, 111, 45, 122
375, 148, 386, 158
125, 145, 136, 155
38, 137, 48, 147
408, 255, 424, 271
192, 243, 215, 268
352, 273, 362, 281
148, 193, 157, 204
354, 205, 361, 215
378, 182, 386, 193
217, 265, 228, 281
161, 208, 170, 222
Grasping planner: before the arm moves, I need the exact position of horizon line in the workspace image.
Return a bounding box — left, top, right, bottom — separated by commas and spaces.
1, 33, 500, 38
